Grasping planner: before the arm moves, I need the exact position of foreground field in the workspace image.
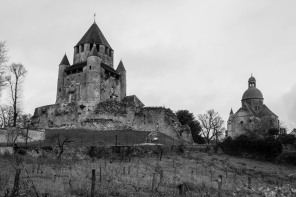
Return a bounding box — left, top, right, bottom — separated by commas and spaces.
0, 146, 296, 196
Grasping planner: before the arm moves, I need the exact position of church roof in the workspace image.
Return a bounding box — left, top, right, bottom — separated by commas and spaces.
257, 105, 278, 118
242, 87, 264, 101
59, 54, 70, 66
76, 22, 112, 49
116, 60, 126, 72
233, 103, 277, 119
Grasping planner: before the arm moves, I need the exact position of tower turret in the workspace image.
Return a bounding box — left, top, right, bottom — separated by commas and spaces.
56, 54, 70, 104
83, 45, 102, 104
116, 60, 126, 101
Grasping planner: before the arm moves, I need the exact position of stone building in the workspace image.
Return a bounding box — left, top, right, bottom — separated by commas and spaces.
56, 22, 126, 106
31, 22, 193, 144
227, 75, 278, 138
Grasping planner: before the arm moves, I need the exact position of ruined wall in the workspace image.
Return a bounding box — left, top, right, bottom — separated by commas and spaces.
100, 70, 121, 102
31, 100, 193, 144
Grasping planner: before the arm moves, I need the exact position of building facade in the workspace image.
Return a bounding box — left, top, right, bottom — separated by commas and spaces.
227, 75, 278, 138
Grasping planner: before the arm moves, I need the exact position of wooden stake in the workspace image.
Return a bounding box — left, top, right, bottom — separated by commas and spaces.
91, 169, 96, 197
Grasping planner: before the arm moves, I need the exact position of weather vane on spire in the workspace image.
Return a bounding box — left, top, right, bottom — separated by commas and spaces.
94, 13, 96, 23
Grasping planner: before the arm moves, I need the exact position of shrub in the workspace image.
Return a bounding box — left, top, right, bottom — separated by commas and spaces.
219, 135, 282, 161
279, 134, 296, 144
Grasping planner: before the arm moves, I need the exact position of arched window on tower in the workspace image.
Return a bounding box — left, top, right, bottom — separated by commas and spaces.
81, 44, 84, 52
96, 45, 100, 52
90, 43, 93, 51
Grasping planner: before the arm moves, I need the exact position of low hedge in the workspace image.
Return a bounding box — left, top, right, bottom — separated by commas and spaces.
219, 135, 282, 161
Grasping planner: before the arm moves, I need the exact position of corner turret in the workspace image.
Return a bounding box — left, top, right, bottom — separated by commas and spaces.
116, 60, 126, 100
56, 54, 70, 104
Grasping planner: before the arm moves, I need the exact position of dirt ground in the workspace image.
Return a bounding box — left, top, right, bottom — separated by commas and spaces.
0, 147, 296, 197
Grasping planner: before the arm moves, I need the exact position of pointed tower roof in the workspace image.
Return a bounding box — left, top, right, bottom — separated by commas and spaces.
59, 54, 70, 66
230, 108, 233, 115
76, 22, 112, 49
88, 44, 99, 57
116, 60, 126, 72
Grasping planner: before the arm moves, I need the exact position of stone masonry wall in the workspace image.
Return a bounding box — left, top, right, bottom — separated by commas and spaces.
31, 100, 193, 144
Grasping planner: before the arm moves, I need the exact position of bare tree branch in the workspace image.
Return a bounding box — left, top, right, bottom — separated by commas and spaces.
7, 63, 27, 127
198, 109, 225, 144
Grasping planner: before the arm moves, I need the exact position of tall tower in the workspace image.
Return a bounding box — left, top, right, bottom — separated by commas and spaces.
56, 54, 70, 104
84, 45, 102, 104
73, 22, 114, 67
116, 60, 126, 100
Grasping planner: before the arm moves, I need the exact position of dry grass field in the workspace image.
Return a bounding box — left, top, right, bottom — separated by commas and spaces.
0, 144, 296, 197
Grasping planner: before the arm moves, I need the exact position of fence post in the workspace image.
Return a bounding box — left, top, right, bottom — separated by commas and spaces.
99, 164, 102, 182
115, 135, 117, 147
151, 173, 156, 195
91, 169, 96, 197
248, 176, 252, 189
217, 175, 222, 197
159, 147, 163, 161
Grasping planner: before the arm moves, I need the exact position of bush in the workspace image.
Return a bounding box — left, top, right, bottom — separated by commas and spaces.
219, 135, 282, 161
279, 134, 296, 144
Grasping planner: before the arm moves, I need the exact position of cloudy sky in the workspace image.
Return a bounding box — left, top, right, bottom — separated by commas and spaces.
1, 0, 296, 130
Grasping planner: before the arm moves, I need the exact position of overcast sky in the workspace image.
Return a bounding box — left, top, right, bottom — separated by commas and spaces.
1, 0, 296, 131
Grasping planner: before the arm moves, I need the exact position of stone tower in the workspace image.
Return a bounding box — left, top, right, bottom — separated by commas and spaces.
55, 22, 127, 106
56, 54, 70, 103
116, 60, 126, 100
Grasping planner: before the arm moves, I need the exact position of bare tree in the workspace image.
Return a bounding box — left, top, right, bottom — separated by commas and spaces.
0, 105, 14, 128
198, 109, 225, 144
6, 63, 27, 127
54, 134, 71, 160
0, 41, 8, 92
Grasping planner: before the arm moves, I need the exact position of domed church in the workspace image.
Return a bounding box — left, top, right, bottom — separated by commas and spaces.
227, 75, 278, 138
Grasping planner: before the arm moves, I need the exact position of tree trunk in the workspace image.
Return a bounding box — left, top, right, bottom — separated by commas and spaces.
10, 168, 21, 197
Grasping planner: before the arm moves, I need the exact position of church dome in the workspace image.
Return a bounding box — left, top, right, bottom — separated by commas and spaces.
242, 75, 263, 101
242, 87, 263, 100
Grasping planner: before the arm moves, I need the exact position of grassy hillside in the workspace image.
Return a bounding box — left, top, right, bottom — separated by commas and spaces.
1, 146, 296, 196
